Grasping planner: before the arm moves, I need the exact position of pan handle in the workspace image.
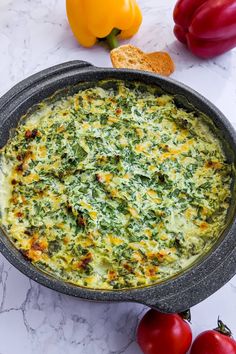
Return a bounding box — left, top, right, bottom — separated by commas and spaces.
0, 60, 94, 111
37, 60, 94, 76
140, 297, 182, 314
133, 284, 194, 314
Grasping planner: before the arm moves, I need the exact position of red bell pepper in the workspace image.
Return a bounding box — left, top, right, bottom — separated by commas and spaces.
173, 0, 236, 58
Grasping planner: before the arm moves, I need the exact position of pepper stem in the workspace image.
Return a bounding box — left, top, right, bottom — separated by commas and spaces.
105, 28, 120, 50
214, 318, 232, 337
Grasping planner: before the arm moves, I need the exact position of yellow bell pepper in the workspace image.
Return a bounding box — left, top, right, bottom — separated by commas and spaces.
66, 0, 142, 49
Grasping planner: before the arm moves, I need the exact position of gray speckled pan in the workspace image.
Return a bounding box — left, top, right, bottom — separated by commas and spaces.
1, 60, 236, 313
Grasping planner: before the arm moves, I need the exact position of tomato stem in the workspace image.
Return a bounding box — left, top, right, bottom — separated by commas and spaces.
214, 318, 232, 337
179, 309, 191, 323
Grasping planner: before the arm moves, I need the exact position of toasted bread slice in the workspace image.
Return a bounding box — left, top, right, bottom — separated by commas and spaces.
147, 51, 175, 76
110, 44, 155, 72
110, 44, 175, 76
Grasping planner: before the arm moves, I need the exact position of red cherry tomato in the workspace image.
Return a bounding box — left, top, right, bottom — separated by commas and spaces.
137, 309, 192, 354
191, 322, 236, 354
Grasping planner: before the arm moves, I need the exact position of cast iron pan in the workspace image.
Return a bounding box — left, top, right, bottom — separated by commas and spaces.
0, 60, 236, 313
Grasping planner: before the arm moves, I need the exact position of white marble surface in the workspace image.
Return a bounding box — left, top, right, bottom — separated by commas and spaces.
0, 0, 236, 353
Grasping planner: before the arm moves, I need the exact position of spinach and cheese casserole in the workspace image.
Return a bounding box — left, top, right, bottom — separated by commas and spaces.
0, 80, 232, 290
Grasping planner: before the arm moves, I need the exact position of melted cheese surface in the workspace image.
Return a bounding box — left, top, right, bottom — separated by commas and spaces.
0, 80, 232, 289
